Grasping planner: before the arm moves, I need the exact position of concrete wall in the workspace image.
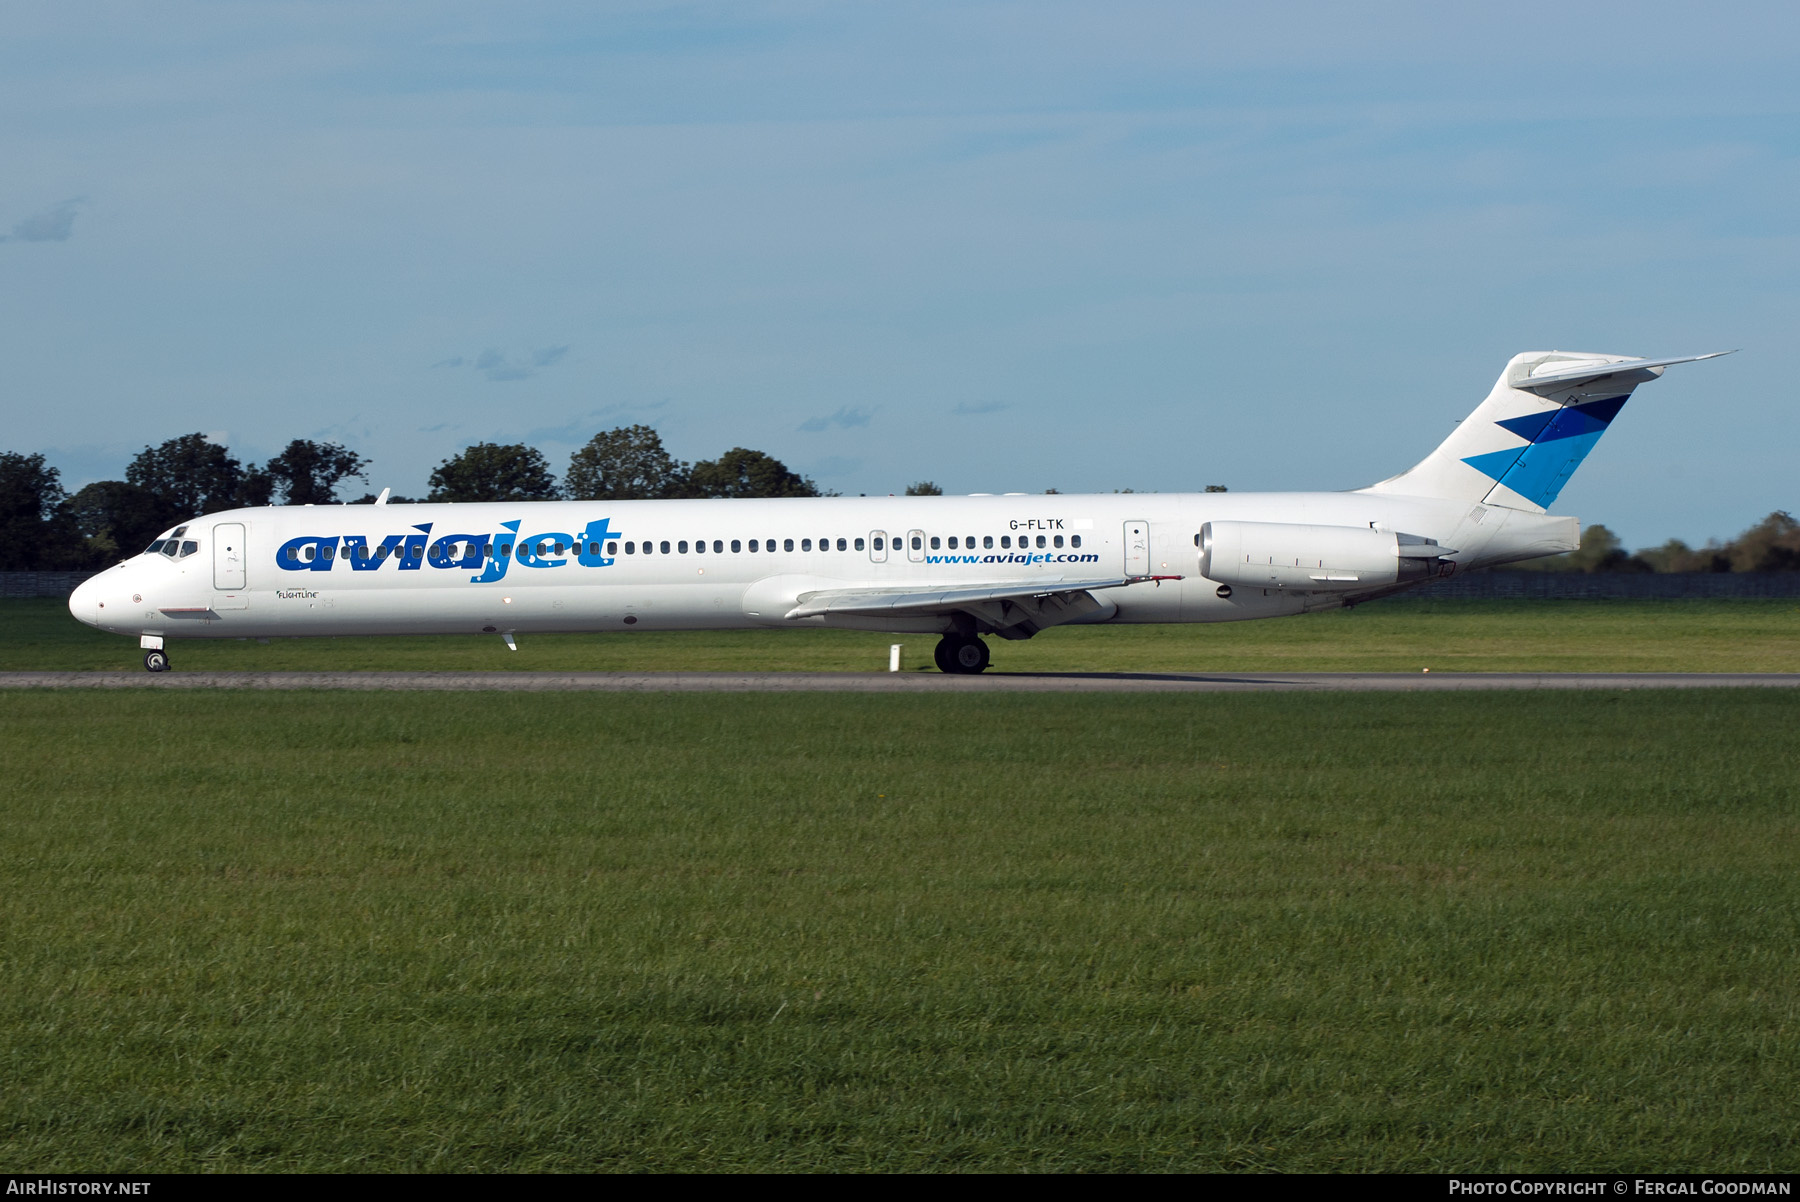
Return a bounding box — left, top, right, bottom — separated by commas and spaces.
2, 572, 97, 598
1399, 571, 1800, 600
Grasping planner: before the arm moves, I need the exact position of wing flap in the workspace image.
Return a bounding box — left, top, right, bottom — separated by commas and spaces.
786, 576, 1140, 619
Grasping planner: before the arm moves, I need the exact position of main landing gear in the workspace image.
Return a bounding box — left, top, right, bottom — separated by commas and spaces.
933, 633, 990, 675
143, 649, 171, 673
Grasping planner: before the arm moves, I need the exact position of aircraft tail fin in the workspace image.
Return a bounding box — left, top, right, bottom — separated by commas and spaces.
1360, 350, 1732, 512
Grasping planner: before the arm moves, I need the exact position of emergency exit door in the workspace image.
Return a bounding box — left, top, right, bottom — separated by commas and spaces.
1123, 520, 1150, 576
213, 522, 247, 589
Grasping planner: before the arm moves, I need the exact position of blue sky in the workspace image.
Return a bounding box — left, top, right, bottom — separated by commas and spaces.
3, 1, 1795, 546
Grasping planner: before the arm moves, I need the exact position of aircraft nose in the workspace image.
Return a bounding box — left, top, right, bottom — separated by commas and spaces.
68, 574, 102, 628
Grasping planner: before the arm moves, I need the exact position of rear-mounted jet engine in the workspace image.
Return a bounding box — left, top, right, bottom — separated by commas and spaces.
1199, 520, 1455, 591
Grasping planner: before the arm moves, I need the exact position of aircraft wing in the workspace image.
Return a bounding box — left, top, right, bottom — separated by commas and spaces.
785, 575, 1166, 620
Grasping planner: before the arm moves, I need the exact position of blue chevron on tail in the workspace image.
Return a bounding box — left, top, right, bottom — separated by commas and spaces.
1460, 394, 1631, 509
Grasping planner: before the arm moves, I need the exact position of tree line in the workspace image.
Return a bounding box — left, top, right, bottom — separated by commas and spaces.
1515, 515, 1800, 574
0, 425, 842, 571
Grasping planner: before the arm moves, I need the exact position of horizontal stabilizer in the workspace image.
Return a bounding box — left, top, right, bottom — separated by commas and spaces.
1511, 351, 1735, 395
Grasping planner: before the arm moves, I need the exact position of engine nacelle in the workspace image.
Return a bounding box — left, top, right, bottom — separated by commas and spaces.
1199, 520, 1450, 592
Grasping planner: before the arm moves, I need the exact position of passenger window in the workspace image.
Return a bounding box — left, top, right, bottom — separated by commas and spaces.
947, 537, 958, 549
929, 536, 940, 550
966, 535, 975, 547
836, 537, 846, 551
625, 542, 635, 554
911, 536, 921, 550
732, 540, 742, 553
1053, 535, 1063, 548
854, 537, 864, 551
679, 540, 689, 554
1072, 535, 1082, 548
747, 539, 758, 552
660, 541, 670, 554
983, 536, 993, 549
302, 546, 315, 561
802, 538, 812, 551
1036, 535, 1046, 548
554, 541, 565, 555
784, 539, 795, 552
713, 540, 723, 553
873, 537, 884, 551
608, 541, 618, 555
1001, 536, 1011, 549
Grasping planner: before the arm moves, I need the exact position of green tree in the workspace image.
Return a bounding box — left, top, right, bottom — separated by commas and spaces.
565, 425, 690, 500
427, 443, 560, 503
124, 434, 265, 526
0, 451, 86, 570
1634, 538, 1730, 574
688, 448, 817, 499
66, 481, 168, 564
265, 440, 370, 505
1728, 511, 1800, 572
904, 481, 943, 496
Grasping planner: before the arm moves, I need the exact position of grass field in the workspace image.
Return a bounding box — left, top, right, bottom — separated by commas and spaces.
3, 688, 1798, 1171
7, 596, 1800, 673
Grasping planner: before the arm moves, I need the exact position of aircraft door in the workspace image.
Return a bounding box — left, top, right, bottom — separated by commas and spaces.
906, 529, 925, 563
870, 530, 888, 563
214, 522, 247, 589
1124, 520, 1150, 576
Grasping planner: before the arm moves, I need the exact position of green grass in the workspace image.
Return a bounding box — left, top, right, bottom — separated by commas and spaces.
3, 689, 1798, 1171
7, 596, 1800, 673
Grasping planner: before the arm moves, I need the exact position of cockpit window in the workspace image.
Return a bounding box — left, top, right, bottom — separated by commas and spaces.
161, 542, 179, 557
146, 540, 166, 555
179, 541, 199, 557
171, 526, 188, 538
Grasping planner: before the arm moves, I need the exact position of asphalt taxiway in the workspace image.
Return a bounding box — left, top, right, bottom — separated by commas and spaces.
4, 671, 1799, 692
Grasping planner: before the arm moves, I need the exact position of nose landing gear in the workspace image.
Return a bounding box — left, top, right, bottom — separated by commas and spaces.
933, 634, 990, 675
143, 649, 170, 673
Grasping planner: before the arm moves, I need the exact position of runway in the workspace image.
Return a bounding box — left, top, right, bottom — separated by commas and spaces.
5, 670, 1800, 692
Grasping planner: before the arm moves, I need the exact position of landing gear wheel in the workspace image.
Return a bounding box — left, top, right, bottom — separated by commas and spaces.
933, 634, 990, 675
143, 649, 170, 673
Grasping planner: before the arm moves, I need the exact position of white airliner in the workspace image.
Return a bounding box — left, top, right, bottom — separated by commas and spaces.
70, 350, 1730, 674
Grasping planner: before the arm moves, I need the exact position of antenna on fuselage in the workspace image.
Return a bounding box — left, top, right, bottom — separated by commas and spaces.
375, 488, 391, 506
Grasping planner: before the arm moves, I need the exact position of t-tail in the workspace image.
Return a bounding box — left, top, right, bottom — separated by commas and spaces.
1362, 350, 1734, 510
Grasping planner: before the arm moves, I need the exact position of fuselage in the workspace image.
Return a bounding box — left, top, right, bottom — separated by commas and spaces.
68, 488, 1562, 644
